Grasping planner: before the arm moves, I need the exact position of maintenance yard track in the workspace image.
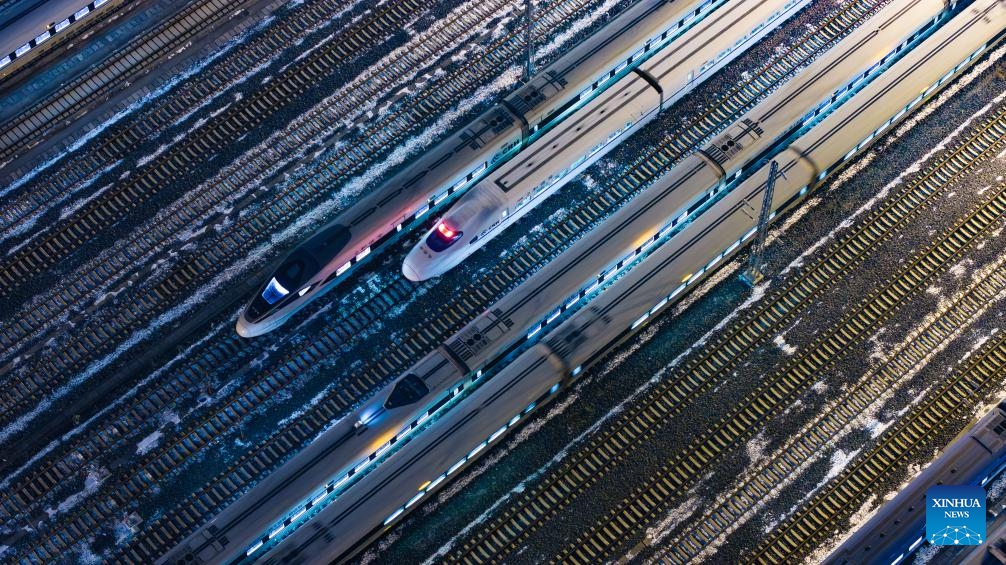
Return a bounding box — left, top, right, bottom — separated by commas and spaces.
655, 237, 1006, 563
0, 0, 261, 166
443, 76, 1006, 565
748, 331, 1006, 564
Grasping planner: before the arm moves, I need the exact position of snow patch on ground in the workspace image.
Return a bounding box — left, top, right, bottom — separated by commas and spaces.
45, 467, 107, 520
824, 448, 859, 482
746, 431, 769, 464
644, 495, 701, 547
69, 537, 104, 564
948, 258, 970, 278
136, 431, 163, 455
772, 333, 797, 355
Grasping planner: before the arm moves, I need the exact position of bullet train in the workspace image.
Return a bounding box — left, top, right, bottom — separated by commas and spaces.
160, 2, 805, 562
827, 399, 1006, 565
250, 4, 1004, 562
157, 1, 982, 562
235, 0, 725, 337
401, 0, 809, 282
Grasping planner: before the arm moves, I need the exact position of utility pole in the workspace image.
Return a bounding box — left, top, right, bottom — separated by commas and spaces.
741, 160, 779, 286
523, 0, 534, 82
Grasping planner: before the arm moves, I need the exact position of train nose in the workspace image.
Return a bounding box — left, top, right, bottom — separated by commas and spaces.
236, 318, 255, 338
402, 260, 421, 282
236, 313, 266, 338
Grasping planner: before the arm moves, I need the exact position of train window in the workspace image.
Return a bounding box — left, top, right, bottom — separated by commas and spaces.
0, 56, 9, 69
15, 44, 30, 57
385, 374, 430, 409
55, 19, 70, 32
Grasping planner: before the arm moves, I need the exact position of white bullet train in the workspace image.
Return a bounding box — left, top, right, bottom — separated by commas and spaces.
255, 4, 1003, 562
157, 0, 974, 561
236, 0, 725, 337
401, 0, 809, 281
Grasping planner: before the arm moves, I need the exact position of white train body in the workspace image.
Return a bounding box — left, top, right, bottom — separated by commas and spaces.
236, 0, 718, 337
155, 0, 1000, 562
403, 0, 813, 281
258, 4, 1002, 562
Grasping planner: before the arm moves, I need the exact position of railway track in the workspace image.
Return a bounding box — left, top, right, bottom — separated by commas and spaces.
545, 130, 1006, 565
0, 0, 889, 554
655, 239, 1006, 563
444, 74, 1006, 565
0, 0, 392, 236
3, 0, 877, 554
0, 0, 867, 427
0, 0, 258, 166
747, 331, 1006, 564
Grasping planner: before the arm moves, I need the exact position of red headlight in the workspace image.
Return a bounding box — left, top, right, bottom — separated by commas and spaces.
437, 222, 455, 239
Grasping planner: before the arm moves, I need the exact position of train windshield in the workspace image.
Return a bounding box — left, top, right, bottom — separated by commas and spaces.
261, 258, 309, 305
262, 278, 290, 305
426, 221, 463, 252
384, 374, 430, 409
